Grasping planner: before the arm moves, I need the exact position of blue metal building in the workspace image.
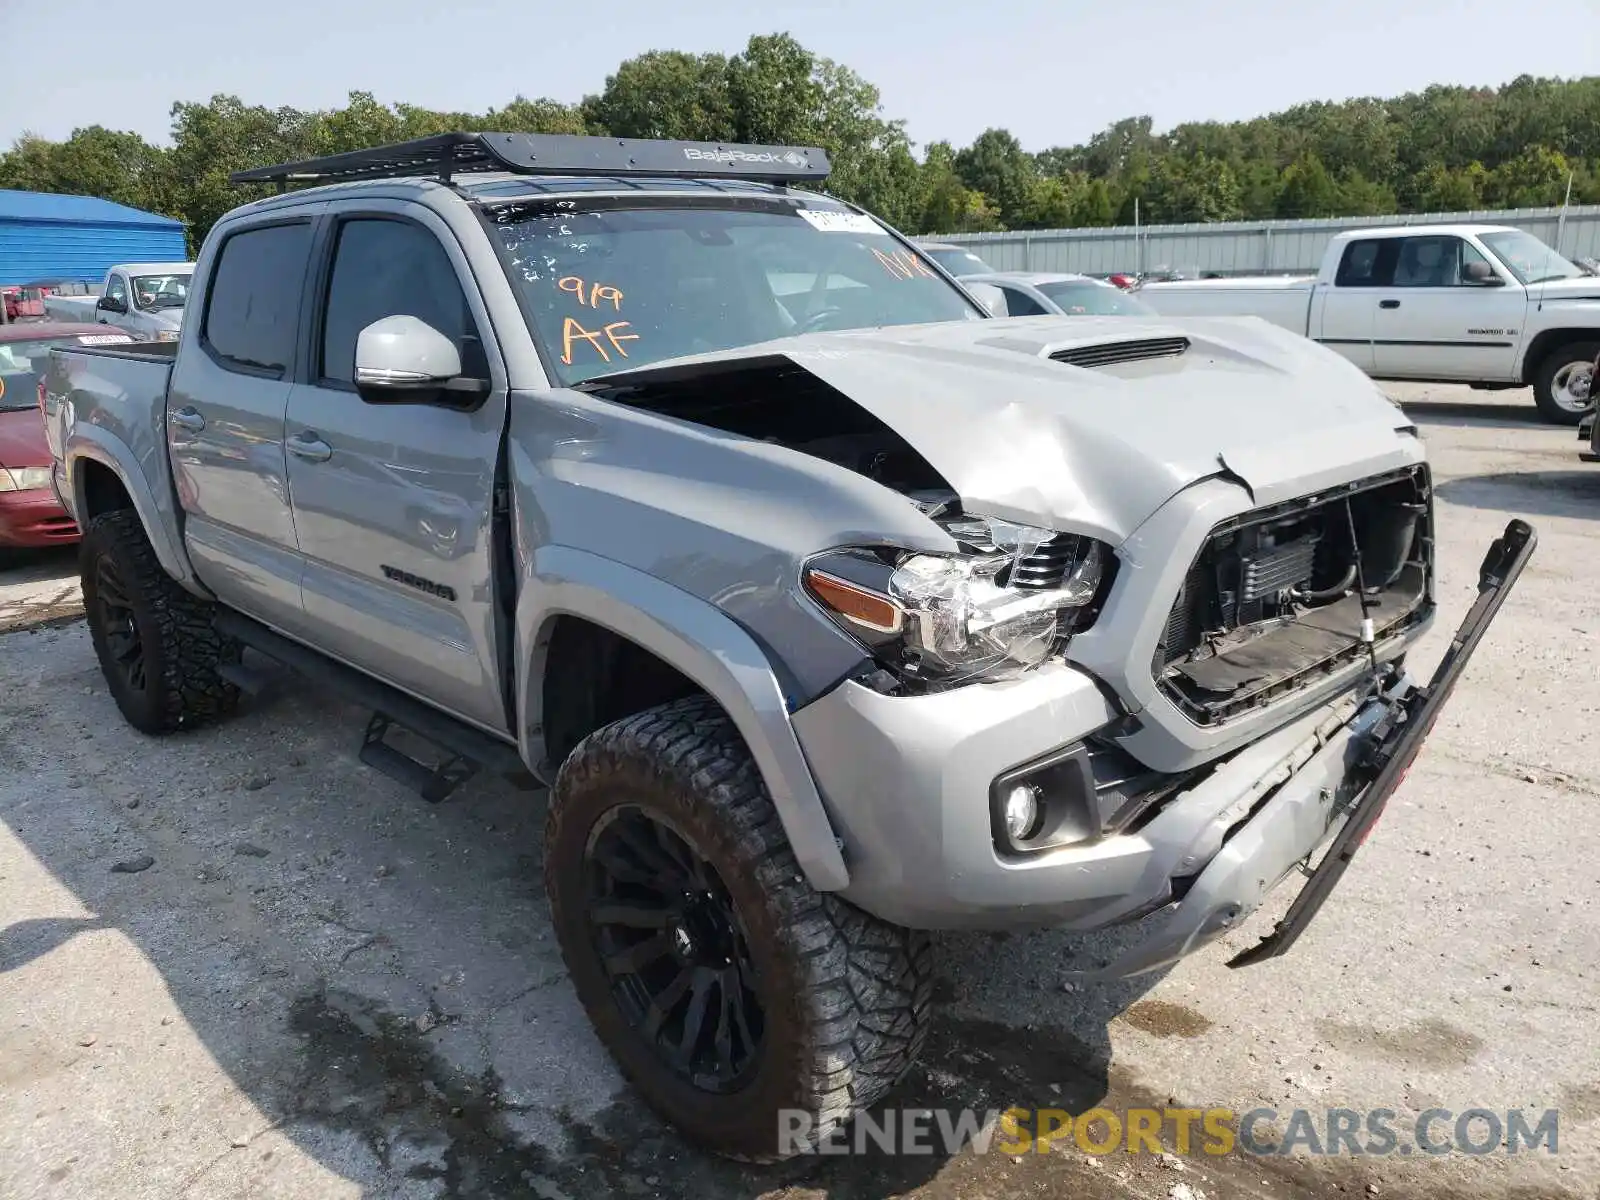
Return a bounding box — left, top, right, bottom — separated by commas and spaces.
0, 190, 187, 285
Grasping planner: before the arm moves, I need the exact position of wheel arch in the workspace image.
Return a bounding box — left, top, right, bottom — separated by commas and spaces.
517, 545, 850, 892
66, 434, 206, 595
1520, 328, 1599, 384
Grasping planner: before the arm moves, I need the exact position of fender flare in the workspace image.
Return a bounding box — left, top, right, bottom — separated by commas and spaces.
517, 544, 850, 892
65, 431, 206, 596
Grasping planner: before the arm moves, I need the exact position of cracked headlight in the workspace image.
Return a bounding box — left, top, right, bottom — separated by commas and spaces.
804, 518, 1111, 688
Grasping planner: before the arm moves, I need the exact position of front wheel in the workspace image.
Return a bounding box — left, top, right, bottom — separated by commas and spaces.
545, 695, 935, 1161
1532, 341, 1598, 425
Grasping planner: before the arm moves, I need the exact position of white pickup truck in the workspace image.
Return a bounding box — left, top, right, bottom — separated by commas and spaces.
42, 262, 195, 342
1136, 224, 1600, 424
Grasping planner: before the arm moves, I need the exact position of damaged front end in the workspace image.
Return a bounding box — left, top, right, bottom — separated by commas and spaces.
1156, 466, 1435, 727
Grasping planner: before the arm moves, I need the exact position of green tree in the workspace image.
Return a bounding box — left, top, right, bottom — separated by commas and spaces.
1275, 152, 1338, 218
1146, 152, 1242, 223
952, 128, 1036, 228
1484, 144, 1572, 208
1072, 178, 1115, 227
582, 51, 735, 141
1334, 170, 1397, 216
1409, 162, 1488, 212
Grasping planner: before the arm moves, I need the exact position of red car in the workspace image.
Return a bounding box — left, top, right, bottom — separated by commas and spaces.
0, 322, 134, 549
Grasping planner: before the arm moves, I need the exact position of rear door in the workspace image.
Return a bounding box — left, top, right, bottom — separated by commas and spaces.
283, 205, 510, 733
1312, 237, 1384, 372
167, 218, 316, 632
1372, 235, 1524, 381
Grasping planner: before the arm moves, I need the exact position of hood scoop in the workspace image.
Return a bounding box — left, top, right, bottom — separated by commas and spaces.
1050, 336, 1190, 370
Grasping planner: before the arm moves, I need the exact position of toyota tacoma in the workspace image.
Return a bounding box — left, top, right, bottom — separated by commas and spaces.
41, 132, 1533, 1160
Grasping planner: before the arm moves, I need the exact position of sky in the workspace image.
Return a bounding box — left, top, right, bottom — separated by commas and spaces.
5, 0, 1598, 154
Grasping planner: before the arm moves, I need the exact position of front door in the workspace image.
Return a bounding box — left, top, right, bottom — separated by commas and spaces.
284, 209, 510, 733
167, 218, 316, 632
1372, 235, 1524, 381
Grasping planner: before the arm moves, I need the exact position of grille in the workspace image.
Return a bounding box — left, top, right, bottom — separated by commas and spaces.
1050, 336, 1189, 370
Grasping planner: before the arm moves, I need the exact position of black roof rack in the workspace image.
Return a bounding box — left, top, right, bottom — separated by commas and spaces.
228, 132, 832, 188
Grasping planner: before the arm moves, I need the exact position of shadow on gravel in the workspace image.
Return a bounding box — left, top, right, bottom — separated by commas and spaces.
3, 639, 1228, 1200
1436, 469, 1600, 521
1396, 399, 1546, 429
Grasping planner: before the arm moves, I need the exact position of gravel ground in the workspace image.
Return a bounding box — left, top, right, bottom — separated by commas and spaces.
2, 384, 1597, 1200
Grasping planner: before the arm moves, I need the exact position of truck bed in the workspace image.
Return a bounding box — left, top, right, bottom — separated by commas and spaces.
41, 294, 101, 322
42, 342, 180, 522
1136, 275, 1316, 335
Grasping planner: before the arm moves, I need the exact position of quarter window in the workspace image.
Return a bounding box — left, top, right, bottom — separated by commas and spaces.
203, 223, 313, 375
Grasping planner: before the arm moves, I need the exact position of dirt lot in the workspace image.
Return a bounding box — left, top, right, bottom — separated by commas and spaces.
2, 385, 1597, 1200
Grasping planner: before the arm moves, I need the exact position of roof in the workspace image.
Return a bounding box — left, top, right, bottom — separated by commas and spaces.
115, 263, 195, 275
0, 190, 184, 229
1328, 223, 1518, 242
0, 321, 126, 342
236, 172, 836, 218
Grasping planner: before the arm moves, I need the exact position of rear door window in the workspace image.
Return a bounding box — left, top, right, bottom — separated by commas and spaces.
203, 222, 314, 376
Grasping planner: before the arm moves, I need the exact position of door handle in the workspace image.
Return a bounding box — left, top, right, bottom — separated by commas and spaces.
1379, 299, 1401, 309
287, 432, 333, 463
169, 406, 205, 433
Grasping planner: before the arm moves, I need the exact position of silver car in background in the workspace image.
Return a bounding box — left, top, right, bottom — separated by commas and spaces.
968, 270, 1159, 318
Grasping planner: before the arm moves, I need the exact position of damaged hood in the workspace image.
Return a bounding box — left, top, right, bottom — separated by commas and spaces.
589, 315, 1420, 544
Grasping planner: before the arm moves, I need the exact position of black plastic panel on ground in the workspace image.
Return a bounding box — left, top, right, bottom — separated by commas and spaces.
229, 132, 832, 187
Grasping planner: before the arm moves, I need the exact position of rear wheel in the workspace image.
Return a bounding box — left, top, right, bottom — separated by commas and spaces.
80, 510, 240, 734
1532, 341, 1598, 425
545, 695, 935, 1161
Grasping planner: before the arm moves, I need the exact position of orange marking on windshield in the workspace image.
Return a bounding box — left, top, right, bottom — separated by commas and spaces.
603, 322, 638, 357
562, 317, 611, 364
559, 275, 625, 310
872, 248, 937, 281
562, 317, 641, 364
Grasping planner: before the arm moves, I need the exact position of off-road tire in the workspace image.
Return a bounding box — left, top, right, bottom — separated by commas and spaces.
80, 510, 240, 735
1532, 340, 1599, 425
545, 694, 935, 1161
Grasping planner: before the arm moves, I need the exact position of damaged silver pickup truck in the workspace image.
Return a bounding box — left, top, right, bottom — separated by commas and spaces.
42, 133, 1534, 1160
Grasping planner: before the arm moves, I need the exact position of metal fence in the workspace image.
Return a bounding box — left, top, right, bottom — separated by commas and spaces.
917, 205, 1600, 278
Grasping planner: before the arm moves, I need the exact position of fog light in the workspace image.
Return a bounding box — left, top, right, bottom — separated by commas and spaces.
1003, 784, 1041, 843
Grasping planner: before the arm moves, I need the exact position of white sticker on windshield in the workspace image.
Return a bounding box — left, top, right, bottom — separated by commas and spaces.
798, 209, 882, 235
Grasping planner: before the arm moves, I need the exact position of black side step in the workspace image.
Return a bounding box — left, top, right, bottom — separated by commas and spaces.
215, 611, 527, 802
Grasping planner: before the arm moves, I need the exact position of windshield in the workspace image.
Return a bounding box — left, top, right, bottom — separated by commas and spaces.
132, 273, 192, 310
1036, 281, 1156, 316
491, 204, 982, 385
0, 334, 134, 409
1479, 231, 1584, 286
923, 246, 994, 277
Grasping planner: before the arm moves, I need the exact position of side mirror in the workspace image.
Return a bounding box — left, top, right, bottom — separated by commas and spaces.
354, 314, 479, 405
965, 282, 1010, 318
1463, 261, 1504, 287
97, 296, 127, 314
